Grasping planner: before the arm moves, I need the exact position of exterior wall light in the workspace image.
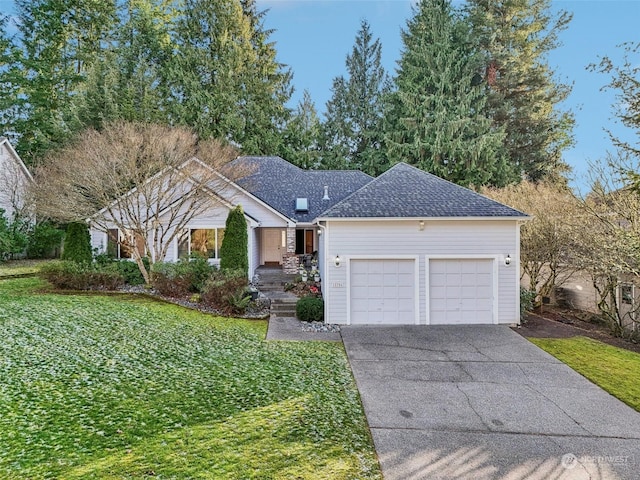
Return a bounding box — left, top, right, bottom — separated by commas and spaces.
505, 254, 511, 266
419, 220, 425, 231
334, 254, 341, 267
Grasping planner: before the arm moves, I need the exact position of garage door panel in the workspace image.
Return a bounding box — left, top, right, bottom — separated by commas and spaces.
350, 259, 416, 325
429, 259, 494, 325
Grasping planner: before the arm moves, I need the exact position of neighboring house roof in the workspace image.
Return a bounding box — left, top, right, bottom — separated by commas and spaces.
318, 162, 528, 219
232, 156, 373, 223
0, 137, 33, 183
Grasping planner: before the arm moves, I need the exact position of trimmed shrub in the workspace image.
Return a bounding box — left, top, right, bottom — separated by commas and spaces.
113, 259, 148, 286
220, 205, 248, 276
26, 221, 64, 259
40, 261, 124, 290
62, 222, 92, 264
296, 296, 324, 322
150, 258, 216, 296
201, 269, 248, 314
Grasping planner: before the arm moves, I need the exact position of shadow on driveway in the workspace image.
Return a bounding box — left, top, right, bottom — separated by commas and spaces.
341, 325, 640, 480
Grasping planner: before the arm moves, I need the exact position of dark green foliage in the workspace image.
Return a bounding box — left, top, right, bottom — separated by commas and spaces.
520, 287, 536, 321
61, 222, 92, 264
26, 222, 64, 259
40, 261, 124, 290
465, 0, 574, 182
94, 257, 150, 286
321, 20, 390, 176
296, 296, 324, 322
384, 0, 515, 188
220, 205, 248, 276
200, 269, 249, 314
150, 258, 216, 297
169, 0, 292, 153
279, 90, 322, 169
0, 209, 28, 260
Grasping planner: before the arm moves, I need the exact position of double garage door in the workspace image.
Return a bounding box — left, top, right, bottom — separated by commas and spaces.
349, 258, 494, 325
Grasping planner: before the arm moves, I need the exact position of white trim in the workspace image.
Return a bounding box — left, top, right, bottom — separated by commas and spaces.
425, 255, 500, 325
346, 255, 420, 326
515, 223, 522, 323
0, 138, 33, 183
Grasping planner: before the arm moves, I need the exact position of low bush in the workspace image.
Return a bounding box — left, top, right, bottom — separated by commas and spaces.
296, 296, 324, 322
40, 261, 124, 290
26, 221, 64, 259
520, 287, 536, 321
150, 257, 215, 296
200, 269, 248, 314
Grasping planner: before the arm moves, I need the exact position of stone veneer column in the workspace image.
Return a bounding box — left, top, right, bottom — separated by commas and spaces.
282, 227, 299, 274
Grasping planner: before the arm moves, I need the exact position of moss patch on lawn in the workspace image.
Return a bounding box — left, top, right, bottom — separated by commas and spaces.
530, 336, 640, 412
0, 278, 381, 479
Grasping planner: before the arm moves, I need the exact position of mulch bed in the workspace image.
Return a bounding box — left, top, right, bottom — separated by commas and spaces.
514, 306, 640, 355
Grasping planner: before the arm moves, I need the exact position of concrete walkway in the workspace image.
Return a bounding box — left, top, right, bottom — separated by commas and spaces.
341, 325, 640, 480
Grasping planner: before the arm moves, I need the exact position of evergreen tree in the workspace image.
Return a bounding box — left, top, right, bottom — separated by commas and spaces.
62, 222, 92, 264
321, 20, 390, 176
280, 90, 322, 169
384, 0, 515, 187
465, 0, 574, 182
220, 205, 248, 276
169, 0, 291, 153
12, 0, 117, 165
71, 0, 175, 130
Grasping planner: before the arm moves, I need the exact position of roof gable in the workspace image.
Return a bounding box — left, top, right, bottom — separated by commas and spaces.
319, 162, 528, 219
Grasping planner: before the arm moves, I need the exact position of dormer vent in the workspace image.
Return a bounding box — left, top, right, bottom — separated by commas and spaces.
322, 185, 330, 200
295, 197, 308, 212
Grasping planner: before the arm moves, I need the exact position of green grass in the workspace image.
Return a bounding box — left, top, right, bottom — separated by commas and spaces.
530, 336, 640, 412
0, 259, 54, 277
0, 278, 381, 479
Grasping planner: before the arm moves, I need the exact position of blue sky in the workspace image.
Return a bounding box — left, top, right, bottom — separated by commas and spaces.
258, 0, 640, 191
0, 0, 637, 191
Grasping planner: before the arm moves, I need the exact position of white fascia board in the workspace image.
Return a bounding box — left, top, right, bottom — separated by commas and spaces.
1, 138, 34, 182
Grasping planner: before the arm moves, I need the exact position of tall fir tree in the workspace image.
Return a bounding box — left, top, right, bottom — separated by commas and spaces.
71, 0, 175, 130
280, 90, 322, 169
169, 0, 291, 153
321, 20, 390, 176
384, 0, 515, 187
465, 0, 574, 182
12, 0, 117, 165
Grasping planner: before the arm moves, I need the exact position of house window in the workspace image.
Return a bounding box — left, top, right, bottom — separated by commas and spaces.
621, 284, 634, 305
178, 228, 225, 259
107, 228, 145, 259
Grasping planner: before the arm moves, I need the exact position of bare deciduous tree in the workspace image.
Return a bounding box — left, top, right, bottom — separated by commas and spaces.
483, 181, 582, 306
574, 154, 640, 334
32, 122, 246, 283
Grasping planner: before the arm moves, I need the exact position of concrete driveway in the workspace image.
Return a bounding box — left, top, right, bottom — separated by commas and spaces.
341, 325, 640, 480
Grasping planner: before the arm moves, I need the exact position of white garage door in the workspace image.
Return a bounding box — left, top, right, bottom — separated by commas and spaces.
429, 259, 494, 325
350, 259, 415, 325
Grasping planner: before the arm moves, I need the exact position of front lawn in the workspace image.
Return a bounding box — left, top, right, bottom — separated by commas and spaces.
529, 336, 640, 412
0, 278, 381, 479
0, 259, 53, 277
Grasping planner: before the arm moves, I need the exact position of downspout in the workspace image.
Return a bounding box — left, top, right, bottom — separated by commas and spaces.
315, 221, 328, 324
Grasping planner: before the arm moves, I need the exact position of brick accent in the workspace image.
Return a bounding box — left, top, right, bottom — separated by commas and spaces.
282, 252, 299, 274
282, 228, 299, 274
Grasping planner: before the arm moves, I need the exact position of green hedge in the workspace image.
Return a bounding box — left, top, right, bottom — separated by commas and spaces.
296, 296, 324, 322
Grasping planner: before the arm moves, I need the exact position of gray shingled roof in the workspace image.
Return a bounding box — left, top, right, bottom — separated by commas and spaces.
319, 162, 528, 218
231, 156, 373, 222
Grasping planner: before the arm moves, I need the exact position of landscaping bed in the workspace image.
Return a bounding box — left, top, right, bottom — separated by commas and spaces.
0, 277, 381, 479
517, 305, 640, 354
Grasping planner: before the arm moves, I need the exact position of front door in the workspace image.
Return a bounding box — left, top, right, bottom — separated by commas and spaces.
262, 229, 284, 265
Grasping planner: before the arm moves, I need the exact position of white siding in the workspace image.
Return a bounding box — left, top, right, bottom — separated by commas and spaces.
0, 142, 31, 219
323, 220, 520, 325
